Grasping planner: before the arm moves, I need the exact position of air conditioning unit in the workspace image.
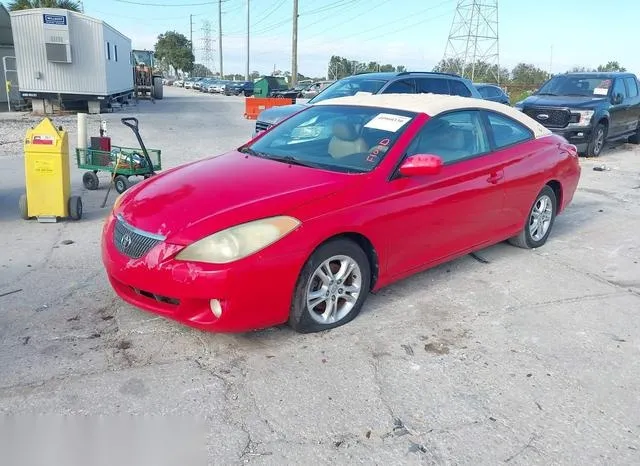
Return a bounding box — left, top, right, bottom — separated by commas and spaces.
42, 12, 72, 63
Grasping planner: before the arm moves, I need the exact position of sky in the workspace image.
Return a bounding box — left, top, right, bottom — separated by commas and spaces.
71, 0, 638, 78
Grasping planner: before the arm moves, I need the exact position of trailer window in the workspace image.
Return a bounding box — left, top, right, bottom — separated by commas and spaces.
106, 42, 111, 60
114, 45, 118, 62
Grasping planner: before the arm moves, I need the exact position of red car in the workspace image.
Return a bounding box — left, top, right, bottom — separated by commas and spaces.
102, 94, 581, 333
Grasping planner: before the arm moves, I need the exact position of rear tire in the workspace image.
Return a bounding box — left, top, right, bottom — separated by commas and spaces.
586, 122, 606, 157
289, 238, 371, 333
68, 196, 83, 220
153, 77, 163, 100
82, 171, 99, 190
508, 185, 557, 249
628, 119, 640, 144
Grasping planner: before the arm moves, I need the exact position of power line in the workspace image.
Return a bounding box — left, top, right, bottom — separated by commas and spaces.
305, 0, 456, 44
300, 0, 358, 16
251, 0, 287, 28
114, 0, 230, 6
301, 0, 389, 41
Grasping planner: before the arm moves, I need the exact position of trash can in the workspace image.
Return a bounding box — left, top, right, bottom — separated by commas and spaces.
20, 117, 82, 222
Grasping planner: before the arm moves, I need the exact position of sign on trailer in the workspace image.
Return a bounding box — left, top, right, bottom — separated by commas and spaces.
42, 14, 67, 26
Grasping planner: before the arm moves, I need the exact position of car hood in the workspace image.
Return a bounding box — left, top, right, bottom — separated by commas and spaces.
257, 103, 310, 124
116, 151, 351, 244
522, 94, 608, 108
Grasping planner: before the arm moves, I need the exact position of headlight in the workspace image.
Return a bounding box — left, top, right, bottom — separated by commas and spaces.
175, 216, 301, 264
569, 110, 594, 127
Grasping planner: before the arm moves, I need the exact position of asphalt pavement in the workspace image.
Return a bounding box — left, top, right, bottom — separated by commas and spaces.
1, 87, 639, 465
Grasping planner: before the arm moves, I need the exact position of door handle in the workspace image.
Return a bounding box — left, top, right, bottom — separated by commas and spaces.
487, 170, 504, 184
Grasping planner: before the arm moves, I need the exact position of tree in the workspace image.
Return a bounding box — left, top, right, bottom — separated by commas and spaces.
8, 0, 80, 10
192, 63, 212, 77
250, 70, 260, 80
597, 61, 626, 72
511, 63, 549, 86
154, 31, 195, 76
433, 58, 509, 83
327, 56, 406, 80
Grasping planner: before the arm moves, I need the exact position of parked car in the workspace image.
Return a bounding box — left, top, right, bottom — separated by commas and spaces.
302, 80, 334, 98
514, 72, 640, 157
101, 93, 580, 334
253, 71, 484, 135
183, 78, 195, 89
192, 78, 206, 90
211, 80, 231, 94
223, 81, 252, 96
474, 83, 510, 105
173, 80, 184, 87
198, 78, 215, 92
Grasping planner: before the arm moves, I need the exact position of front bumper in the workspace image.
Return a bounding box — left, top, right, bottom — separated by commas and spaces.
101, 213, 307, 332
549, 126, 593, 151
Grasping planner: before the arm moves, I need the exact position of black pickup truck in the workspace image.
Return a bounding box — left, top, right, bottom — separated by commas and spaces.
514, 72, 640, 156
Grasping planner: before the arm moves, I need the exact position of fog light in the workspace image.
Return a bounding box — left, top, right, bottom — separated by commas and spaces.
209, 299, 222, 318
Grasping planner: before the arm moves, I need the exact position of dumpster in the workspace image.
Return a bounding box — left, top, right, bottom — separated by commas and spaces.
20, 117, 82, 222
253, 76, 289, 97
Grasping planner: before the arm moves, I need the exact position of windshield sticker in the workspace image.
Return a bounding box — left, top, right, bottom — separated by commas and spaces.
593, 87, 608, 95
364, 113, 412, 132
366, 138, 391, 163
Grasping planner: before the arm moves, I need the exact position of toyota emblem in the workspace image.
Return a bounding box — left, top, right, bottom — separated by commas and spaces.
120, 234, 132, 250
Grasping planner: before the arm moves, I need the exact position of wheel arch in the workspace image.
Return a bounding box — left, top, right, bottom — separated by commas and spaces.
307, 231, 380, 291
546, 179, 563, 212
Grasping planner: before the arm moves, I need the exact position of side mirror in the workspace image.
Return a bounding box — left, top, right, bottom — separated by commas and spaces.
398, 154, 443, 177
612, 93, 624, 105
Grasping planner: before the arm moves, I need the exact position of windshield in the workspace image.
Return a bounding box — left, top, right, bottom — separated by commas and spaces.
537, 75, 613, 97
308, 77, 387, 104
242, 105, 416, 173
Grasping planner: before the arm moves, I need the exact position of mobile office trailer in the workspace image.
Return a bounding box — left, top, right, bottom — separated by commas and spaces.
9, 8, 133, 114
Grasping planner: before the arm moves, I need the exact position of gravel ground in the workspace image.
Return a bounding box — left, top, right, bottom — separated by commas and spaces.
1, 86, 640, 465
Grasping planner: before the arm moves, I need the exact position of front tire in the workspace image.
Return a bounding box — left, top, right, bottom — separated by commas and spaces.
586, 122, 606, 157
114, 175, 130, 194
289, 238, 371, 333
508, 185, 557, 249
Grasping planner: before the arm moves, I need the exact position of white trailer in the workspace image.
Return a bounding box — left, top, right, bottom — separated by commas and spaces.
9, 8, 134, 114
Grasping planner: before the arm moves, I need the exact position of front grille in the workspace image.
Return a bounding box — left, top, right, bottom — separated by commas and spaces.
131, 287, 180, 306
523, 107, 571, 128
255, 121, 272, 132
113, 215, 165, 259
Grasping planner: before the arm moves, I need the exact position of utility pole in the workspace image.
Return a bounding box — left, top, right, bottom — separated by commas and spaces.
190, 14, 193, 53
291, 0, 298, 87
246, 0, 250, 81
218, 0, 223, 78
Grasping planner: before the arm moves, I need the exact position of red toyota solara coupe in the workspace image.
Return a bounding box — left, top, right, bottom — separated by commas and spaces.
102, 93, 581, 333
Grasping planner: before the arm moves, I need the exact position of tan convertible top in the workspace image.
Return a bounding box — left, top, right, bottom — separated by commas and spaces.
313, 93, 553, 139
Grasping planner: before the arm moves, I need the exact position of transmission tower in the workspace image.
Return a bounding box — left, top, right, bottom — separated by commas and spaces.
201, 20, 214, 76
442, 0, 500, 84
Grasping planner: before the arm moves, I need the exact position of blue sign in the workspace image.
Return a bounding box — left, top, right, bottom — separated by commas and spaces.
43, 14, 67, 26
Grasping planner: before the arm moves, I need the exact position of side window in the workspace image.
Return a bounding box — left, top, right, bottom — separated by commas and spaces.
114, 45, 118, 62
625, 77, 638, 98
486, 111, 533, 149
106, 42, 111, 60
488, 86, 502, 97
448, 79, 472, 97
613, 78, 627, 101
477, 86, 490, 98
406, 110, 490, 164
416, 78, 449, 95
382, 79, 415, 94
